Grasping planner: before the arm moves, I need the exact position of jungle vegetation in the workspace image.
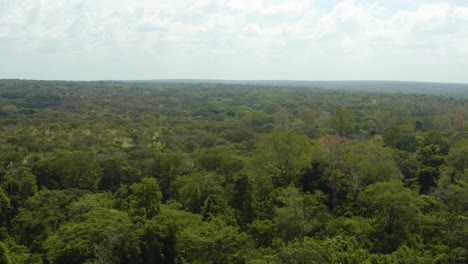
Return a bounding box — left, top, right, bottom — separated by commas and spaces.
0, 79, 467, 263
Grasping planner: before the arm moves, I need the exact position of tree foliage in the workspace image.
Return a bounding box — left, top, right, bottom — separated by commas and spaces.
253, 130, 312, 187
0, 80, 466, 263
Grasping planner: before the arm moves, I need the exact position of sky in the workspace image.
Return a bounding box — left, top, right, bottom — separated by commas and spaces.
1, 0, 468, 83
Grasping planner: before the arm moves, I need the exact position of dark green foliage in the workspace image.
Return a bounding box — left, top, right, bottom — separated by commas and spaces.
0, 189, 11, 227
129, 177, 163, 219
446, 139, 468, 176
43, 208, 139, 263
269, 238, 327, 264
253, 129, 312, 187
383, 125, 418, 152
0, 242, 12, 264
13, 188, 76, 251
98, 155, 141, 192
151, 150, 187, 200
33, 151, 100, 190
274, 186, 329, 244
138, 218, 177, 264
178, 218, 252, 263
230, 173, 256, 226
201, 194, 236, 224
248, 219, 277, 248
360, 181, 423, 253
417, 144, 445, 193
0, 80, 466, 263
194, 146, 244, 176
176, 172, 224, 214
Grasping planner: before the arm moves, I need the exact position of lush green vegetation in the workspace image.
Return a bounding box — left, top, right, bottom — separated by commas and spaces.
0, 79, 467, 263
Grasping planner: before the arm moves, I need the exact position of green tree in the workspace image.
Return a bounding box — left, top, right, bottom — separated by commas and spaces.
130, 177, 163, 219
13, 189, 76, 251
194, 146, 244, 176
33, 151, 100, 190
329, 108, 356, 136
431, 179, 468, 252
0, 241, 12, 264
230, 173, 256, 227
0, 167, 37, 209
152, 150, 188, 200
0, 167, 38, 226
201, 194, 236, 224
275, 186, 329, 244
178, 218, 252, 264
446, 139, 468, 179
269, 237, 326, 264
383, 124, 417, 152
422, 129, 450, 154
137, 217, 177, 264
98, 155, 141, 192
252, 130, 312, 187
247, 219, 277, 248
274, 109, 292, 128
0, 188, 11, 226
67, 193, 114, 218
343, 138, 402, 202
317, 135, 351, 209
360, 181, 422, 253
176, 172, 224, 214
43, 208, 139, 264
245, 110, 274, 131
416, 144, 445, 193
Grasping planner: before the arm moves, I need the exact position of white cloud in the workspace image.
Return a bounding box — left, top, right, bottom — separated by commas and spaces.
0, 0, 467, 82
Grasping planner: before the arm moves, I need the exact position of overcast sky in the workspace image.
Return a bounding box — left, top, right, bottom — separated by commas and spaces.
1, 0, 468, 82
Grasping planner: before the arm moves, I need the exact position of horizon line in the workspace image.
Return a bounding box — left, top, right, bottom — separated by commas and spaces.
2, 78, 468, 85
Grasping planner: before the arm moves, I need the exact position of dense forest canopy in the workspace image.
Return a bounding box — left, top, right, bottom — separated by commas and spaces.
0, 79, 467, 263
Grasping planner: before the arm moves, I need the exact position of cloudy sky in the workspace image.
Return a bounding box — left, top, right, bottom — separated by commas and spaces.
1, 0, 468, 82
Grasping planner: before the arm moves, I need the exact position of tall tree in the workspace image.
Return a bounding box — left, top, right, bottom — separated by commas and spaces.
360, 181, 422, 253
98, 156, 141, 192
343, 138, 402, 202
130, 177, 163, 219
43, 208, 139, 264
176, 172, 224, 214
252, 130, 312, 187
275, 186, 329, 244
416, 144, 445, 193
230, 173, 256, 227
446, 139, 468, 179
317, 135, 351, 209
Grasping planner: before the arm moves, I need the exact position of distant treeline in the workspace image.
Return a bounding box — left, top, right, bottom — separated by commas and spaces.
118, 79, 468, 97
